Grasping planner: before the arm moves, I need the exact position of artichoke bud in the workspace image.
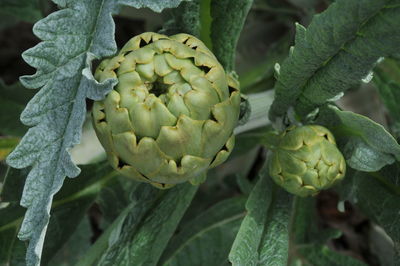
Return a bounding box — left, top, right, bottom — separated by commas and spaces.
269, 125, 346, 197
92, 32, 241, 189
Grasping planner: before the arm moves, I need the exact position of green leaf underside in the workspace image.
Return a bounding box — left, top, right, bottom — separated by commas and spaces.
228, 163, 293, 266
87, 183, 197, 266
160, 196, 246, 266
210, 0, 254, 72
317, 105, 400, 171
228, 164, 272, 265
340, 165, 400, 265
257, 187, 293, 265
269, 0, 400, 120
4, 0, 187, 265
0, 163, 116, 265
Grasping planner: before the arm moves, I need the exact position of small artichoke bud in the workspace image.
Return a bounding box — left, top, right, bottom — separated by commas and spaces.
269, 125, 346, 197
92, 32, 241, 189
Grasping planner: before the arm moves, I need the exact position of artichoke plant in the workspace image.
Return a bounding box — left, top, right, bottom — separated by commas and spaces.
269, 125, 346, 197
92, 32, 241, 188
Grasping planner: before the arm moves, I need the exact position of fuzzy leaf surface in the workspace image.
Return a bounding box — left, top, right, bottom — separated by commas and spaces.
210, 0, 254, 71
269, 0, 400, 120
257, 188, 292, 265
229, 163, 292, 265
228, 164, 272, 265
5, 1, 118, 264
117, 0, 188, 12
161, 0, 200, 37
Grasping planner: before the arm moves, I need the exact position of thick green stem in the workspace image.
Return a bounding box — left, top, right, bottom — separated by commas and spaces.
234, 90, 274, 135
199, 0, 213, 50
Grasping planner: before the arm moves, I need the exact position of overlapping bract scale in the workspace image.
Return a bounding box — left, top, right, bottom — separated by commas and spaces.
269, 125, 346, 197
92, 32, 240, 188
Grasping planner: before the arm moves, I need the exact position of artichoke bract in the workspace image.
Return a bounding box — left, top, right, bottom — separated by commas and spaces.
92, 32, 241, 188
269, 125, 346, 197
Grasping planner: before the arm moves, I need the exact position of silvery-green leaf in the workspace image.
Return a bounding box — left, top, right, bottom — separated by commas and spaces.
5, 1, 187, 265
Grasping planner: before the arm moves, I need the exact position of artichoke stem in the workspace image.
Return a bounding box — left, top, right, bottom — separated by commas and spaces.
234, 90, 274, 135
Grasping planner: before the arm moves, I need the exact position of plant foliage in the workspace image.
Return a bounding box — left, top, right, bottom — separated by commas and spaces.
269, 0, 400, 119
1, 0, 400, 265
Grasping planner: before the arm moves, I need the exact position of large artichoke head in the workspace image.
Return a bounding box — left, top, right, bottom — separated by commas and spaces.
92, 32, 241, 189
269, 125, 346, 197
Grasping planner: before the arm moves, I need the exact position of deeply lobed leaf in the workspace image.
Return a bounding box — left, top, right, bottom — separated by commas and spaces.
5, 1, 188, 265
